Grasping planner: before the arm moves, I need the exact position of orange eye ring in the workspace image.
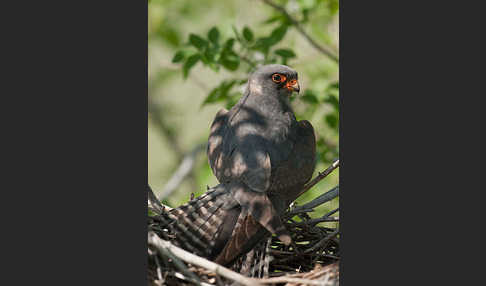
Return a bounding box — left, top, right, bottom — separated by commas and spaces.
272, 73, 286, 83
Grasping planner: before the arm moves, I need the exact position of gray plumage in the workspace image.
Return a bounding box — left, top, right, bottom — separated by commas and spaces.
207, 64, 316, 265
154, 65, 316, 267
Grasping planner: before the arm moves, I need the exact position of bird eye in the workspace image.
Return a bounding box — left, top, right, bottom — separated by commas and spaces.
272, 73, 286, 83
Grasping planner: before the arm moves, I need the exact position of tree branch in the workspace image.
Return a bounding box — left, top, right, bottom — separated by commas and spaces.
257, 276, 331, 285
159, 143, 205, 200
148, 92, 202, 195
148, 232, 262, 286
148, 185, 170, 215
287, 185, 339, 217
290, 159, 339, 201
260, 0, 339, 63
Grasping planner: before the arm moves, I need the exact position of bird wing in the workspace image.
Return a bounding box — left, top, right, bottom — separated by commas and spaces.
162, 184, 240, 259
207, 108, 229, 182
214, 120, 316, 266
228, 142, 272, 193
208, 106, 272, 192
269, 119, 316, 199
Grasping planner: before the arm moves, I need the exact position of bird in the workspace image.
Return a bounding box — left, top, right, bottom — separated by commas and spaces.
206, 64, 317, 265
149, 64, 317, 286
152, 64, 316, 268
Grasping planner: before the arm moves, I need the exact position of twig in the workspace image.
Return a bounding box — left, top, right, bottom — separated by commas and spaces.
260, 0, 339, 63
291, 208, 339, 226
305, 229, 339, 254
257, 276, 328, 285
296, 159, 339, 199
263, 237, 272, 278
241, 55, 258, 68
148, 185, 170, 214
173, 272, 214, 286
288, 185, 339, 217
153, 251, 164, 284
159, 143, 206, 199
298, 186, 338, 212
148, 232, 263, 286
155, 242, 203, 285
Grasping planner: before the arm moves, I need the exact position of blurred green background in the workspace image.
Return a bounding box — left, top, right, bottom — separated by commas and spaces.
148, 0, 339, 220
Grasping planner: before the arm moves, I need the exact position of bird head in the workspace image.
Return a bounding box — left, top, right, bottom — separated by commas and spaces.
248, 64, 300, 98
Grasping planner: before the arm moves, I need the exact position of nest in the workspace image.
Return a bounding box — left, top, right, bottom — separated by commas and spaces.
148, 161, 339, 286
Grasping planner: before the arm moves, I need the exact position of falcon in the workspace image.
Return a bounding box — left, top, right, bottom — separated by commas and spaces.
207, 64, 316, 265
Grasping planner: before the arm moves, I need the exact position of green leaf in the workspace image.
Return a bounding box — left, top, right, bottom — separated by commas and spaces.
325, 113, 339, 130
220, 38, 239, 71
243, 26, 254, 42
268, 25, 288, 45
208, 27, 220, 45
183, 54, 200, 79
171, 50, 185, 63
202, 80, 238, 105
324, 94, 339, 111
237, 79, 248, 85
203, 87, 222, 105
156, 24, 181, 47
225, 94, 240, 109
189, 34, 208, 50
302, 9, 310, 23
252, 25, 288, 52
301, 90, 319, 104
223, 38, 235, 51
328, 82, 339, 90
329, 0, 339, 15
220, 52, 240, 71
203, 48, 217, 64
274, 48, 296, 58
208, 62, 220, 72
262, 15, 282, 24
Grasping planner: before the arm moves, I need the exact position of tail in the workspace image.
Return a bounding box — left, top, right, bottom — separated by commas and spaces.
157, 184, 241, 259
213, 190, 291, 266
151, 183, 291, 266
214, 212, 269, 266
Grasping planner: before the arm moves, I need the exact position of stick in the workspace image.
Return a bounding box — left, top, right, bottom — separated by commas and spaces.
260, 0, 339, 63
159, 143, 205, 199
288, 186, 339, 216
296, 159, 339, 199
257, 276, 328, 285
148, 232, 263, 286
148, 185, 169, 215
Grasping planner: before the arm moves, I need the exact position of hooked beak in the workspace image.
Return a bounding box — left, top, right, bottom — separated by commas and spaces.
285, 79, 300, 94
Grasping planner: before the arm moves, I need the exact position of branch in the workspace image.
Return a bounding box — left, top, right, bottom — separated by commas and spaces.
148, 185, 166, 215
305, 229, 339, 254
287, 185, 339, 217
150, 237, 203, 285
159, 143, 206, 200
296, 159, 339, 199
257, 276, 329, 285
260, 0, 339, 63
148, 232, 263, 286
148, 96, 184, 156
290, 208, 339, 226
298, 186, 338, 211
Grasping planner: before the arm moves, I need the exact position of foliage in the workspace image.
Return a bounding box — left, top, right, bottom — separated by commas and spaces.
149, 0, 339, 216
171, 6, 339, 164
